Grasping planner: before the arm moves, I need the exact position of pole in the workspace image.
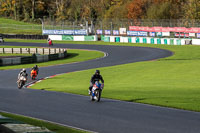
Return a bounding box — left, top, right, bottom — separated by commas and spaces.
39, 18, 44, 34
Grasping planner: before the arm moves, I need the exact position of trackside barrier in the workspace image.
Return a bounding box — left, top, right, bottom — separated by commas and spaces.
102, 36, 198, 45
0, 48, 67, 66
50, 35, 97, 41
49, 35, 199, 45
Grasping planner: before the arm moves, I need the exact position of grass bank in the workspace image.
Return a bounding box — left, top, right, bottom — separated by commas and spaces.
0, 112, 87, 133
0, 18, 41, 34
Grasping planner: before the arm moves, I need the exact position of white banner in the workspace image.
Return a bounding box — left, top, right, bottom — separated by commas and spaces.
189, 33, 196, 37
162, 32, 170, 36
119, 28, 127, 35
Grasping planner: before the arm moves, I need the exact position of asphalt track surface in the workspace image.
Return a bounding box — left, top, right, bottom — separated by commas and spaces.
0, 42, 200, 133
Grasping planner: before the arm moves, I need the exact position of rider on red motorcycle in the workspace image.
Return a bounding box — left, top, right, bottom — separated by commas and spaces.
89, 70, 104, 94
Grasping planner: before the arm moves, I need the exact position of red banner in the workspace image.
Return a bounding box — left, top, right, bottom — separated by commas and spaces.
153, 27, 162, 32
162, 27, 170, 32
175, 27, 186, 32
129, 26, 200, 33
129, 26, 139, 31
190, 27, 200, 33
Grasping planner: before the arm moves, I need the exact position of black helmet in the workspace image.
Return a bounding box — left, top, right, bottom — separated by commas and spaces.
95, 70, 100, 75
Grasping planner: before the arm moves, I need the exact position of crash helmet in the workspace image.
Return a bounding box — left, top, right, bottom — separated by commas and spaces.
22, 68, 26, 72
95, 70, 100, 75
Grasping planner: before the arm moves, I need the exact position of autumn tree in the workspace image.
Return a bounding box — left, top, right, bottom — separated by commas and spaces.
127, 0, 149, 19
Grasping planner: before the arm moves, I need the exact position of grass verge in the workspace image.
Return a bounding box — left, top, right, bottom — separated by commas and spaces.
0, 46, 104, 70
0, 112, 87, 133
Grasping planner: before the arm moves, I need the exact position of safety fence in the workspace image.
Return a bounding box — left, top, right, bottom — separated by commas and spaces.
0, 48, 67, 66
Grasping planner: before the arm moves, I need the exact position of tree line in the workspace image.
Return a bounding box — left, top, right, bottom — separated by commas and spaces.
0, 0, 200, 23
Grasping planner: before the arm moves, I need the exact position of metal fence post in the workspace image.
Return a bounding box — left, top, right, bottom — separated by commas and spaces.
111, 22, 113, 35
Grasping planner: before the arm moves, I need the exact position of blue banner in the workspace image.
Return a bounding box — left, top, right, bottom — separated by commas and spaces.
105, 30, 111, 35
127, 31, 148, 36
127, 31, 138, 36
113, 30, 119, 35
43, 30, 87, 35
149, 32, 156, 37
197, 33, 200, 38
138, 31, 148, 36
96, 30, 103, 35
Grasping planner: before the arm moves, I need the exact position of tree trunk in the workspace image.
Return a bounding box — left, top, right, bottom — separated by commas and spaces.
32, 0, 35, 20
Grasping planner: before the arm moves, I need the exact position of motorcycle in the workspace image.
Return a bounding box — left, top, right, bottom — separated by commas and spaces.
17, 76, 27, 89
31, 69, 37, 80
90, 81, 103, 102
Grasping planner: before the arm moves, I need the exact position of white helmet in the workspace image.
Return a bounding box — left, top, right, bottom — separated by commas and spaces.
22, 68, 26, 72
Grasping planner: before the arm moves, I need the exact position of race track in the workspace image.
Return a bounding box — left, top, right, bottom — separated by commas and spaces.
1, 42, 200, 133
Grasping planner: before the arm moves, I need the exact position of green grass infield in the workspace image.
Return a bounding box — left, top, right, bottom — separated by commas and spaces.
17, 39, 200, 112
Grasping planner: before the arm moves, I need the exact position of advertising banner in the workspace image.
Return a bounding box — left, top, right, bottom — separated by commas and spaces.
62, 35, 74, 41
154, 27, 162, 32
176, 27, 186, 32
162, 32, 170, 36
162, 27, 170, 32
63, 30, 74, 35
105, 30, 111, 35
119, 28, 127, 35
138, 31, 148, 36
190, 28, 200, 33
129, 26, 200, 33
129, 26, 139, 31
147, 27, 155, 32
149, 32, 156, 37
197, 33, 200, 38
175, 33, 185, 37
74, 30, 87, 35
43, 30, 87, 35
113, 30, 119, 35
156, 32, 162, 37
96, 30, 103, 35
189, 33, 196, 37
127, 31, 138, 36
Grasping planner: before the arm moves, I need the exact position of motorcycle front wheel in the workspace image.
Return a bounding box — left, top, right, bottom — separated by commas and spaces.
96, 90, 101, 102
18, 81, 23, 89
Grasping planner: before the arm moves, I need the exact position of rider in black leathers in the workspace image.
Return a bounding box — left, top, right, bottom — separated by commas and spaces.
32, 65, 39, 74
89, 70, 104, 94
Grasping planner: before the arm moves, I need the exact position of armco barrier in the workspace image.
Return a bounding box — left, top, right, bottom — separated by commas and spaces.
49, 54, 59, 61
0, 48, 67, 66
3, 34, 48, 39
21, 56, 34, 64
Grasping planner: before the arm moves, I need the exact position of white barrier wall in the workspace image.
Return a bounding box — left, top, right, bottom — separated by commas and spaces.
49, 35, 62, 41
192, 39, 200, 45
132, 37, 136, 43
110, 36, 115, 42
74, 36, 85, 41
